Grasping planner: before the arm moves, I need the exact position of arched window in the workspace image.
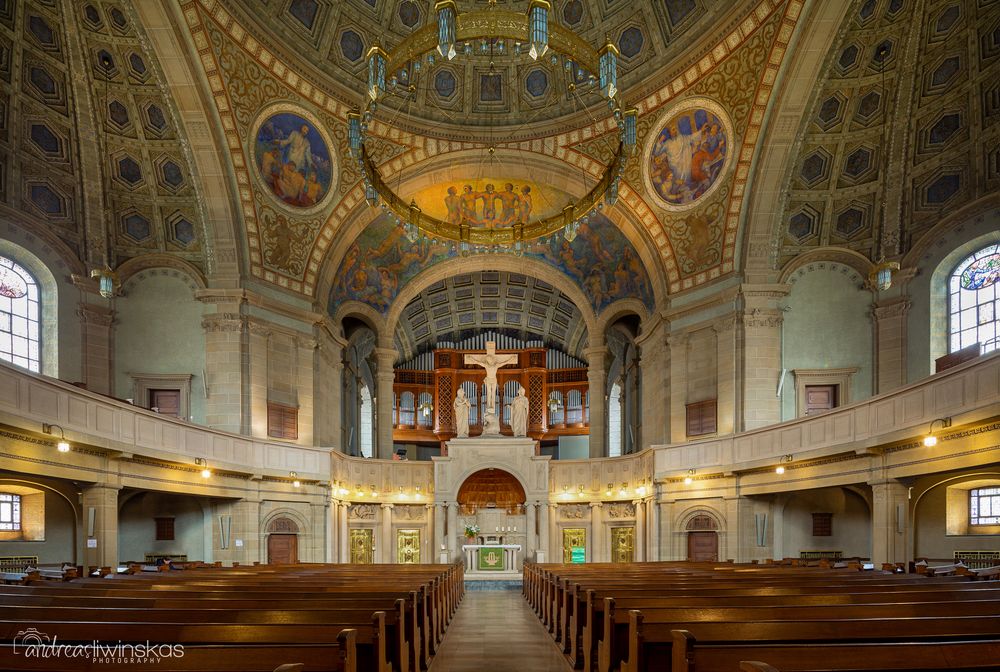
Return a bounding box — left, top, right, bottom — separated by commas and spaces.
0, 256, 41, 373
608, 382, 622, 458
950, 244, 1000, 354
359, 385, 374, 458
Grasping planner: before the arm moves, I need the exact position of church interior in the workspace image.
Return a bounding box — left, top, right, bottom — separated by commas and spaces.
0, 0, 999, 669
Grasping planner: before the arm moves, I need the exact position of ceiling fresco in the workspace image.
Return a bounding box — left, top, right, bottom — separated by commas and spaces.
779, 0, 1000, 267
182, 0, 803, 300
328, 211, 653, 315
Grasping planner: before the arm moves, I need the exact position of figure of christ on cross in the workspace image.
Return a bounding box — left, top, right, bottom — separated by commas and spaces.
464, 342, 519, 415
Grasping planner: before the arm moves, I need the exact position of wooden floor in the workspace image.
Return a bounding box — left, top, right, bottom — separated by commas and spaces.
428, 590, 572, 672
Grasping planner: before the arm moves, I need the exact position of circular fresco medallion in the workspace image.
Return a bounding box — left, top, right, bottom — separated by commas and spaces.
250, 104, 336, 214
644, 98, 733, 211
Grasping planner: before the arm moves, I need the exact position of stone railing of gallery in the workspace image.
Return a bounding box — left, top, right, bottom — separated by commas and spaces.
649, 350, 1000, 476
0, 361, 330, 481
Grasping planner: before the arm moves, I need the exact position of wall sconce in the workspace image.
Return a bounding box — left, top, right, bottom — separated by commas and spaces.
684, 469, 694, 485
577, 484, 585, 497
194, 458, 211, 479
398, 486, 408, 499
290, 472, 301, 488
355, 483, 364, 497
636, 480, 647, 496
370, 484, 378, 497
618, 482, 627, 497
923, 417, 952, 447
605, 482, 613, 497
775, 455, 792, 475
561, 485, 571, 500
338, 481, 349, 497
42, 423, 70, 453
415, 485, 423, 500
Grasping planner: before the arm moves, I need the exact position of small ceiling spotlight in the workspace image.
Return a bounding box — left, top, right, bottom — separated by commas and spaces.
290, 472, 301, 488
195, 458, 211, 479
684, 469, 694, 485
775, 455, 792, 475
924, 418, 952, 447
42, 423, 70, 453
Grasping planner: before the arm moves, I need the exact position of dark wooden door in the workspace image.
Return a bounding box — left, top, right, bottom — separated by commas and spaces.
267, 534, 298, 564
804, 385, 837, 415
149, 389, 180, 417
687, 531, 718, 562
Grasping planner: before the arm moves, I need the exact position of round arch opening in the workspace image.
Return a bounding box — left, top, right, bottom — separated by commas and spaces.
457, 468, 526, 514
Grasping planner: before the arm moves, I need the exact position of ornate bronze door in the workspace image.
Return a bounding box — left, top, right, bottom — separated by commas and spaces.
397, 529, 420, 564
350, 528, 374, 564
611, 526, 634, 563
562, 528, 586, 563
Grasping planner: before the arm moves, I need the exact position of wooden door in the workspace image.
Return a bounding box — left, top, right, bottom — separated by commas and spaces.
149, 389, 180, 417
804, 385, 837, 415
687, 531, 718, 561
397, 529, 420, 564
267, 533, 298, 564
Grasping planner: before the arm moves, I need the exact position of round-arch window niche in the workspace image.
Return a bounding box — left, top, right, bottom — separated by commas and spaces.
457, 468, 525, 514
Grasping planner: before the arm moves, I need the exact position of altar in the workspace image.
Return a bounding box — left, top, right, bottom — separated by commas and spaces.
462, 544, 521, 573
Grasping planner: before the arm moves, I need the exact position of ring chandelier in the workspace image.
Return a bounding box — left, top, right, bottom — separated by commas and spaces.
348, 0, 637, 253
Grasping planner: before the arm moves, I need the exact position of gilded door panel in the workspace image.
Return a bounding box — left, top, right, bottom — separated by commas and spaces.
397, 529, 420, 564
350, 528, 374, 564
562, 527, 586, 563
611, 526, 634, 563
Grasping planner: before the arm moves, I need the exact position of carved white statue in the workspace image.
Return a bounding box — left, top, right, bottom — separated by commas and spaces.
465, 341, 518, 414
511, 386, 529, 437
482, 410, 501, 436
453, 388, 471, 438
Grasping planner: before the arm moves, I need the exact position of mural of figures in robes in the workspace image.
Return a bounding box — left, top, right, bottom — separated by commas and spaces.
254, 111, 333, 209
649, 106, 729, 208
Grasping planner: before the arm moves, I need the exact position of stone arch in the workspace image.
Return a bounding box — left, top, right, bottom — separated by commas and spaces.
260, 507, 310, 563
457, 468, 527, 509
384, 256, 600, 341
0, 478, 81, 559
778, 247, 874, 286
332, 300, 388, 341
0, 237, 62, 377
674, 505, 726, 562
451, 463, 533, 505
117, 254, 208, 293
595, 299, 650, 339
676, 506, 726, 532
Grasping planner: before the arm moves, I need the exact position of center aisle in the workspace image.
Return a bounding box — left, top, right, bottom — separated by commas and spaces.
429, 590, 573, 672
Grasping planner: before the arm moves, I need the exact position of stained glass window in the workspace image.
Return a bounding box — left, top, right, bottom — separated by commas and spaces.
950, 244, 1000, 355
0, 256, 40, 373
0, 493, 21, 531
970, 487, 1000, 526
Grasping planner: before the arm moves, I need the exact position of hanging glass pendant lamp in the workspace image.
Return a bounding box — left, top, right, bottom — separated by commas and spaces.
435, 1, 458, 60
527, 0, 550, 61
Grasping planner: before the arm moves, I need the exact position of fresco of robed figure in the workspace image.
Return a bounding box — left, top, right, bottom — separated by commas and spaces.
649, 107, 728, 207
255, 112, 333, 208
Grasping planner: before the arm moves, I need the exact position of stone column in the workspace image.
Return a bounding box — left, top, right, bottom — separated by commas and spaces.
667, 332, 689, 443
714, 316, 738, 436
338, 503, 349, 563
525, 502, 537, 561
380, 503, 394, 564
538, 502, 550, 563
82, 484, 120, 570
873, 298, 911, 394
547, 503, 557, 562
634, 500, 646, 562
315, 329, 345, 448
433, 503, 445, 563
309, 500, 327, 563
374, 348, 398, 460
446, 502, 458, 561
329, 501, 340, 563
870, 479, 909, 566
585, 344, 608, 458
739, 285, 789, 431
589, 502, 603, 563
637, 319, 667, 447
649, 489, 661, 561
200, 300, 248, 435
78, 301, 114, 396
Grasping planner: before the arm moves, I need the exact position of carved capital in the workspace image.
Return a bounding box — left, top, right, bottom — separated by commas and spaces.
872, 298, 911, 321
741, 308, 783, 329
711, 315, 737, 334
201, 313, 244, 333
77, 302, 114, 326
666, 331, 689, 349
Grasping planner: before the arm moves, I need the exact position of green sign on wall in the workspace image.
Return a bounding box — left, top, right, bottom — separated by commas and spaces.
570, 547, 586, 563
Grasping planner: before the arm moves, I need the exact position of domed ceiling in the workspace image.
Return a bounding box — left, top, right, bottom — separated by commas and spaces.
219, 0, 745, 138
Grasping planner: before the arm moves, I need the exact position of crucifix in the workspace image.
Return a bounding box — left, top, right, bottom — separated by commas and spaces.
465, 341, 518, 415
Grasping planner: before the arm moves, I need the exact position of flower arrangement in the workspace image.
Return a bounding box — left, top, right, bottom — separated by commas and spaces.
463, 524, 480, 538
